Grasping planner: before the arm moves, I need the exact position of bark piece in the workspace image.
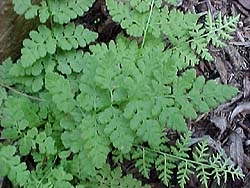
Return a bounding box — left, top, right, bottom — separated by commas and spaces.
0, 0, 39, 63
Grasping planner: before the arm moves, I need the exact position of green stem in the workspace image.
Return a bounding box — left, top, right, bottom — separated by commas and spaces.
141, 0, 155, 48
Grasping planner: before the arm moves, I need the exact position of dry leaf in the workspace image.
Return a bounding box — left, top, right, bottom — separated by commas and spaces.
210, 116, 228, 136
230, 102, 250, 122
238, 0, 250, 10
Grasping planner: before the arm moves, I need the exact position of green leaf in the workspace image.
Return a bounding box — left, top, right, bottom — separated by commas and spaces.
12, 0, 32, 15
1, 96, 40, 140
81, 116, 111, 169
205, 11, 239, 47
137, 120, 163, 148
54, 23, 98, 50
102, 110, 135, 153
20, 25, 56, 67
45, 72, 76, 113
19, 128, 38, 155
0, 145, 30, 186
97, 165, 150, 188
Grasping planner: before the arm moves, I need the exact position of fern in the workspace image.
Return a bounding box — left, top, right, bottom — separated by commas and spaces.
135, 132, 244, 188
107, 1, 239, 67
20, 23, 97, 67
0, 145, 30, 186
193, 141, 212, 187
132, 147, 157, 178
96, 165, 150, 188
205, 11, 239, 47
12, 0, 95, 24
0, 0, 244, 187
80, 115, 111, 169
106, 0, 164, 37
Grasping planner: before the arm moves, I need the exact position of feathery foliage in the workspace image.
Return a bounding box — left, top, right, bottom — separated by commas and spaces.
12, 0, 95, 24
0, 0, 244, 187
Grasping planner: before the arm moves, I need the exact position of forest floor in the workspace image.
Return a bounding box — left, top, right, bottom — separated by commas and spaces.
1, 0, 250, 188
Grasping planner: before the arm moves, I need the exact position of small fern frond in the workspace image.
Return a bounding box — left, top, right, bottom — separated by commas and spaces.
132, 147, 156, 178
96, 165, 150, 188
55, 50, 85, 75
177, 160, 195, 188
12, 0, 95, 24
0, 145, 30, 186
193, 141, 211, 187
171, 131, 192, 159
143, 135, 244, 188
106, 0, 164, 37
209, 153, 244, 185
155, 153, 175, 186
80, 116, 111, 169
205, 11, 239, 47
20, 23, 97, 67
54, 23, 98, 51
20, 25, 56, 67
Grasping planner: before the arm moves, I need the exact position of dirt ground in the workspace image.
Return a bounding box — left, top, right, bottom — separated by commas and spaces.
1, 0, 250, 187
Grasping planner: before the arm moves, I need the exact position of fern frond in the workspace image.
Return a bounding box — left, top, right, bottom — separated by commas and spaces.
45, 72, 75, 113
20, 25, 56, 67
193, 141, 211, 187
12, 0, 95, 24
0, 145, 30, 186
205, 11, 239, 47
132, 147, 156, 178
96, 165, 150, 188
155, 152, 175, 186
209, 153, 244, 185
143, 134, 244, 188
80, 116, 111, 169
177, 160, 195, 188
54, 23, 98, 51
0, 1, 243, 188
106, 0, 164, 37
20, 23, 97, 67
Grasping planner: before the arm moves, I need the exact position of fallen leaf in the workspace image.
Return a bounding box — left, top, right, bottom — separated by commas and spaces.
230, 102, 250, 122
238, 0, 250, 10
210, 116, 228, 135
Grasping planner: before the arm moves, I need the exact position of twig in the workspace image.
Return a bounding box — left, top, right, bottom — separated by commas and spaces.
0, 82, 44, 102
